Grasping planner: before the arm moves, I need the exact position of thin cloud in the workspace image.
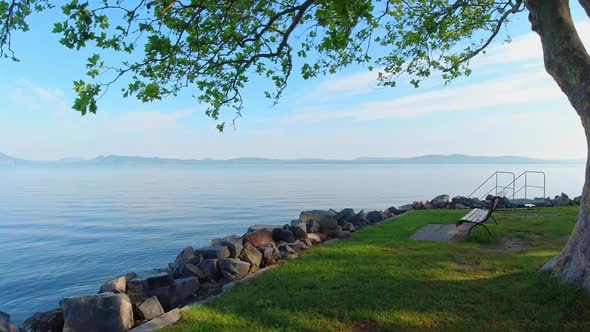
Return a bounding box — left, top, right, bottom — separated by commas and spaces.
10, 79, 70, 113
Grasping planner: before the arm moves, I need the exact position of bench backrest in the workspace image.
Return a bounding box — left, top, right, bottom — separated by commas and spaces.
486, 196, 502, 218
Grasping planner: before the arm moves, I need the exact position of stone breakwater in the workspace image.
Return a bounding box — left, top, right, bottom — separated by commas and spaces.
1, 192, 581, 332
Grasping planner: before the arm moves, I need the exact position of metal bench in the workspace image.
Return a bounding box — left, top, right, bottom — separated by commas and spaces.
456, 196, 501, 238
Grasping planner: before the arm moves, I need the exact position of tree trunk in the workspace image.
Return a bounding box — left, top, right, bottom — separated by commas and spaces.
527, 0, 590, 288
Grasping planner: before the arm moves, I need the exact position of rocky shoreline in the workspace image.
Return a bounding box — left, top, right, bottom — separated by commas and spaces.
0, 192, 581, 332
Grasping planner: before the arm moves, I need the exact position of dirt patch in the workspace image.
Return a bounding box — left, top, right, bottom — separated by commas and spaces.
451, 261, 482, 271
480, 237, 530, 252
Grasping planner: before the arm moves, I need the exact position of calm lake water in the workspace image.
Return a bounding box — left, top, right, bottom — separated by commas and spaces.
0, 163, 585, 323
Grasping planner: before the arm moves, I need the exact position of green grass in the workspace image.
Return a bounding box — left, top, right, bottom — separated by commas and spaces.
163, 207, 590, 331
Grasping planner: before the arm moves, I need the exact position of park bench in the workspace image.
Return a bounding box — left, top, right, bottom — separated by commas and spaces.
456, 196, 501, 238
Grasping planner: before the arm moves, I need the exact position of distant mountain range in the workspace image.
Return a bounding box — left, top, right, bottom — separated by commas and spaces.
0, 152, 584, 166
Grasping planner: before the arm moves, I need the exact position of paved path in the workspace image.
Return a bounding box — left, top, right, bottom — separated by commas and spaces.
410, 223, 470, 242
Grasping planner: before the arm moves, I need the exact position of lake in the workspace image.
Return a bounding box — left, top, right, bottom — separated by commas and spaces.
0, 163, 585, 323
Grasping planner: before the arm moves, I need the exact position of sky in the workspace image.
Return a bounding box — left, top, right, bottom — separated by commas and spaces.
0, 4, 588, 161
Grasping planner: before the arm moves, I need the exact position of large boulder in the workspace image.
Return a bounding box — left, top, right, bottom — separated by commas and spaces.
430, 194, 450, 208
398, 204, 413, 213
305, 219, 320, 233
126, 271, 174, 304
61, 293, 134, 332
348, 210, 368, 226
0, 312, 9, 332
218, 258, 251, 280
239, 242, 263, 269
342, 223, 356, 232
554, 193, 572, 206
272, 226, 296, 243
287, 240, 308, 252
386, 206, 400, 215
498, 196, 512, 208
289, 223, 308, 241
194, 245, 230, 260
366, 210, 383, 223
136, 296, 164, 321
452, 196, 469, 206
467, 197, 487, 208
173, 259, 219, 282
211, 235, 244, 258
299, 210, 339, 234
243, 229, 273, 248
154, 277, 199, 311
22, 309, 64, 332
258, 242, 281, 263
247, 224, 282, 233
337, 208, 356, 225
98, 272, 136, 294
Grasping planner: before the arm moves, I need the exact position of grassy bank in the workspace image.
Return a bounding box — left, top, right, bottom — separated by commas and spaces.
163, 207, 590, 331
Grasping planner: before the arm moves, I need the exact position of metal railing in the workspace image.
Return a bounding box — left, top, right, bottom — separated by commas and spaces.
468, 170, 546, 200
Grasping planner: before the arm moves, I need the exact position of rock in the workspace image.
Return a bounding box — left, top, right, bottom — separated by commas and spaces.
218, 258, 251, 280
247, 224, 282, 233
0, 312, 9, 332
554, 193, 572, 206
287, 240, 308, 252
98, 272, 136, 294
299, 210, 339, 234
452, 196, 469, 206
424, 203, 433, 209
318, 233, 330, 242
305, 219, 320, 233
412, 201, 424, 210
278, 244, 296, 254
127, 271, 174, 304
258, 242, 281, 262
243, 229, 273, 248
193, 259, 220, 282
154, 277, 199, 311
307, 233, 322, 244
211, 235, 244, 258
455, 203, 467, 209
342, 223, 356, 232
137, 296, 164, 321
335, 231, 352, 239
173, 247, 202, 269
348, 210, 368, 226
467, 197, 487, 208
194, 245, 230, 260
430, 194, 450, 208
272, 226, 296, 243
239, 242, 263, 269
289, 223, 308, 241
22, 309, 64, 332
61, 292, 134, 332
574, 196, 582, 205
398, 204, 413, 213
544, 197, 554, 207
366, 210, 383, 223
337, 208, 356, 224
386, 206, 400, 215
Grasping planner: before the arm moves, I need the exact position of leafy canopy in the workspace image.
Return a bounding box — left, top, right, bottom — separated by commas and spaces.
1, 0, 524, 130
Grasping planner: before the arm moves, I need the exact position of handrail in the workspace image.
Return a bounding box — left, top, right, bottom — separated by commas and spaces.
468, 171, 515, 199
469, 170, 545, 200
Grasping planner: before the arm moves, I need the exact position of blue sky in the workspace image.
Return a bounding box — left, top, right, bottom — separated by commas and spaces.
0, 5, 588, 161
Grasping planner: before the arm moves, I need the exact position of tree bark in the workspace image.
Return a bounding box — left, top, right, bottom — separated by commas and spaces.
527, 0, 590, 288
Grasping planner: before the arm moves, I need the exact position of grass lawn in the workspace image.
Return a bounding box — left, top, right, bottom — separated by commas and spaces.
163, 207, 590, 331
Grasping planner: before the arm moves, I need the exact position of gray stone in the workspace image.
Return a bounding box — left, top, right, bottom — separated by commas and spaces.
194, 245, 230, 260
0, 312, 9, 332
22, 309, 64, 332
335, 231, 352, 239
258, 243, 281, 262
544, 197, 554, 207
61, 292, 134, 332
467, 197, 487, 208
247, 224, 282, 233
337, 208, 356, 225
430, 194, 450, 208
342, 223, 356, 232
307, 233, 322, 244
305, 219, 320, 233
154, 277, 199, 311
398, 204, 413, 213
452, 196, 469, 206
366, 210, 383, 223
300, 210, 339, 234
574, 196, 582, 205
278, 244, 296, 254
137, 296, 164, 321
218, 258, 251, 280
455, 203, 467, 209
127, 271, 174, 304
211, 235, 244, 258
289, 223, 308, 241
288, 240, 308, 252
98, 272, 136, 294
554, 193, 572, 206
499, 196, 512, 208
239, 242, 263, 269
386, 206, 400, 215
348, 210, 368, 226
272, 226, 296, 243
193, 259, 219, 282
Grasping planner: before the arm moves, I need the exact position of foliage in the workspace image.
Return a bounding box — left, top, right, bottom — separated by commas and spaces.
162, 207, 590, 331
0, 0, 524, 130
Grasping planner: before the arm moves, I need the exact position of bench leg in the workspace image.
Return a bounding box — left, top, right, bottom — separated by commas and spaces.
491, 215, 498, 224
465, 223, 492, 238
